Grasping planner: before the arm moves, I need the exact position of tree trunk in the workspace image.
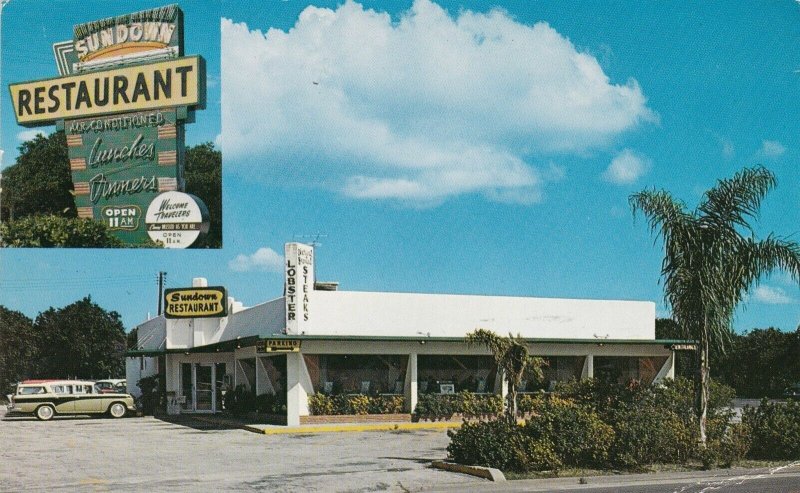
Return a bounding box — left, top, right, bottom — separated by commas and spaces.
696, 329, 709, 447
507, 385, 517, 425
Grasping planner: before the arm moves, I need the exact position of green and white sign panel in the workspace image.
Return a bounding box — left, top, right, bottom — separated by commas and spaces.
8, 4, 207, 247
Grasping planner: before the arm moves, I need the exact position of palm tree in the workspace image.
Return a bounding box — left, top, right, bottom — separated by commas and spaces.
466, 329, 545, 424
630, 166, 800, 446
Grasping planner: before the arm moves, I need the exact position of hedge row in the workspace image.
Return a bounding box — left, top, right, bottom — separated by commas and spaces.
414, 391, 503, 420
308, 393, 405, 415
447, 378, 800, 473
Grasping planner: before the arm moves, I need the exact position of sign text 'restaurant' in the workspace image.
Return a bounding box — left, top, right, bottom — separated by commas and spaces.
10, 56, 203, 125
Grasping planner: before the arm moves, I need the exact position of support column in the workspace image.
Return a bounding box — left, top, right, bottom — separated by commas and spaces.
582, 354, 594, 380
405, 353, 418, 413
286, 352, 313, 426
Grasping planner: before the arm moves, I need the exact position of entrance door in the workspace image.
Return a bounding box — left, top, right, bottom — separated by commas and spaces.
195, 364, 214, 412
180, 363, 216, 413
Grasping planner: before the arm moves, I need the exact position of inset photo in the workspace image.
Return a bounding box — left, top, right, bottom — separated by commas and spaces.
1, 1, 221, 248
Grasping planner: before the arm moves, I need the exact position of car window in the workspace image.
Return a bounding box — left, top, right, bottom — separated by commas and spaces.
52, 385, 68, 394
19, 386, 45, 395
74, 385, 92, 394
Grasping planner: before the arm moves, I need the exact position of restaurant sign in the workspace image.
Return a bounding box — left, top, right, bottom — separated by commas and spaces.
8, 4, 206, 247
164, 286, 227, 319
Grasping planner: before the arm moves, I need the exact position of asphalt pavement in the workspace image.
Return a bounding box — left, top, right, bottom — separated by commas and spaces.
2, 405, 799, 493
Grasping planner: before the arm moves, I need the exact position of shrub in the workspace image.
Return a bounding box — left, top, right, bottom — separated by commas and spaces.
308, 393, 406, 415
308, 393, 335, 415
255, 393, 286, 415
226, 385, 256, 416
447, 420, 562, 473
517, 393, 546, 414
743, 399, 800, 460
415, 391, 502, 420
607, 403, 696, 469
367, 394, 405, 414
523, 398, 614, 467
136, 375, 162, 415
699, 422, 751, 469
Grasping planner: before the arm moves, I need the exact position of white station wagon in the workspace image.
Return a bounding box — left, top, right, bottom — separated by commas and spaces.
7, 380, 136, 421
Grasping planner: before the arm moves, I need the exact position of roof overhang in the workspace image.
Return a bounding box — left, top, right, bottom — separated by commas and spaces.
125, 335, 696, 357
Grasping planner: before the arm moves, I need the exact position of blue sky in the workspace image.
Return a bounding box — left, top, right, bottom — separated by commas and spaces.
1, 0, 799, 335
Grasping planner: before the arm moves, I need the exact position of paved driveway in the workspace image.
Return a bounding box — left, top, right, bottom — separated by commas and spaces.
0, 407, 479, 492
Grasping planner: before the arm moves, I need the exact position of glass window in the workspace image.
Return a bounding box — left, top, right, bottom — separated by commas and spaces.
594, 356, 669, 385
181, 363, 193, 410
418, 355, 497, 394
304, 355, 408, 395
259, 357, 286, 395
526, 356, 586, 392
19, 386, 46, 395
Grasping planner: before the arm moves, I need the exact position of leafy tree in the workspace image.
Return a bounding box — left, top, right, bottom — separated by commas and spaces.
184, 142, 222, 248
466, 329, 545, 423
126, 327, 139, 350
0, 132, 75, 222
630, 166, 800, 446
0, 307, 37, 396
0, 215, 124, 247
33, 297, 126, 379
715, 327, 800, 398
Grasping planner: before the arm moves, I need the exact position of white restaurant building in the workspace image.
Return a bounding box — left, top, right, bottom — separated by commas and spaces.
127, 243, 687, 425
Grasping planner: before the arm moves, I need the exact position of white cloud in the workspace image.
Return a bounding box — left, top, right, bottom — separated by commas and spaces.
752, 285, 794, 305
759, 140, 786, 157
16, 129, 44, 142
221, 0, 654, 205
720, 138, 734, 158
602, 149, 650, 184
229, 247, 283, 272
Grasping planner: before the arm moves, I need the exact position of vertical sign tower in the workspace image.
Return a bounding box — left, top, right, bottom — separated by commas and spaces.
9, 4, 206, 246
284, 243, 314, 334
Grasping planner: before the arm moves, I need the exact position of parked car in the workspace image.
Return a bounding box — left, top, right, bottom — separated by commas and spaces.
94, 379, 127, 394
7, 380, 136, 420
784, 383, 800, 401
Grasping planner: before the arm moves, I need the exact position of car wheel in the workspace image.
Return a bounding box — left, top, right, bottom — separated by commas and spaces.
35, 405, 55, 421
108, 402, 127, 418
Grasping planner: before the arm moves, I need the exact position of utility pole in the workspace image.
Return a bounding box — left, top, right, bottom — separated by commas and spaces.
156, 271, 167, 315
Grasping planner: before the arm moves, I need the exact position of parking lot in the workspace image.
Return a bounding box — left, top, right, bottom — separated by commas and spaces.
0, 407, 479, 492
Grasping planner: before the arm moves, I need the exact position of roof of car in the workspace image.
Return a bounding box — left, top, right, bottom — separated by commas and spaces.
19, 380, 95, 386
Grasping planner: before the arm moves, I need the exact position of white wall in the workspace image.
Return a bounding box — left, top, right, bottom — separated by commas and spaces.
304, 291, 655, 340
136, 316, 166, 350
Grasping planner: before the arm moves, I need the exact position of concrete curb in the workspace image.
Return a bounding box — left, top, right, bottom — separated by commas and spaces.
247, 421, 462, 435
188, 415, 463, 434
431, 460, 505, 482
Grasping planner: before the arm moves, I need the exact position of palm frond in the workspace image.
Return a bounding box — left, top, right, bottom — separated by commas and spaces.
698, 166, 777, 233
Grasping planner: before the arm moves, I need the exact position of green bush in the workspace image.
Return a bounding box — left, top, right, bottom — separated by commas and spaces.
367, 394, 405, 414
743, 399, 800, 460
447, 420, 561, 473
698, 422, 752, 469
523, 398, 614, 467
414, 391, 502, 420
255, 393, 286, 415
517, 393, 547, 414
308, 393, 406, 415
0, 215, 126, 247
227, 385, 256, 416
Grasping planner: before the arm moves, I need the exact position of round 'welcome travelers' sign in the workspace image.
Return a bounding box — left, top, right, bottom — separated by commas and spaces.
145, 191, 209, 248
